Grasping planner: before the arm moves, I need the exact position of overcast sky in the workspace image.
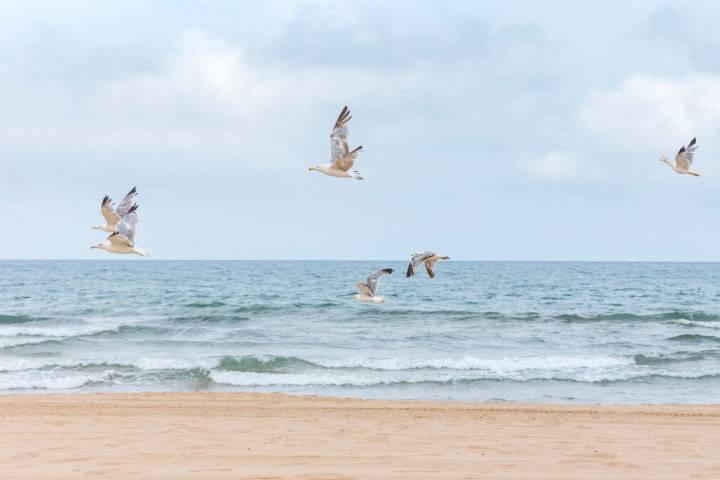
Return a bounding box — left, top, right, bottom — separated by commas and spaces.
2, 0, 720, 260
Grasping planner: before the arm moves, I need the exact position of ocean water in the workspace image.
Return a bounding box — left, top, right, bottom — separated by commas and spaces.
1, 260, 720, 403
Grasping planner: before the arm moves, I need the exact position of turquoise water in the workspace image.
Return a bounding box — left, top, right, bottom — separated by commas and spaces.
1, 260, 720, 403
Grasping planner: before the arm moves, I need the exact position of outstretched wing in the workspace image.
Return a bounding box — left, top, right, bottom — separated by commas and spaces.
115, 204, 139, 244
329, 106, 362, 171
684, 137, 698, 166
406, 252, 435, 277
423, 257, 438, 278
675, 146, 690, 170
365, 268, 394, 295
355, 282, 374, 297
100, 196, 120, 226
115, 187, 138, 218
336, 146, 363, 171
330, 106, 351, 159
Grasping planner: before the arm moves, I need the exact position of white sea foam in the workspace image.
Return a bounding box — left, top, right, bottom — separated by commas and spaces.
0, 356, 220, 373
0, 358, 48, 372
309, 355, 632, 372
209, 370, 433, 387
0, 370, 115, 390
0, 336, 56, 348
0, 323, 121, 338
208, 363, 679, 387
670, 319, 720, 330
133, 357, 218, 371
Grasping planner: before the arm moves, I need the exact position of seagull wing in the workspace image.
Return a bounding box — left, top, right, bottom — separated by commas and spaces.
107, 232, 133, 247
115, 204, 139, 244
100, 196, 120, 226
329, 106, 361, 171
675, 145, 690, 170
423, 257, 438, 278
406, 252, 436, 277
365, 268, 394, 296
355, 283, 374, 297
115, 187, 138, 217
684, 137, 698, 166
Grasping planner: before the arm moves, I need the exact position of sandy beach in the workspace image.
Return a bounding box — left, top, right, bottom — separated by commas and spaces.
0, 393, 717, 479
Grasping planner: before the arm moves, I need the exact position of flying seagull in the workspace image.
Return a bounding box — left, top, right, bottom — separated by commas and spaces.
406, 252, 450, 279
355, 268, 393, 303
308, 106, 364, 180
660, 138, 700, 176
93, 187, 138, 232
91, 205, 150, 256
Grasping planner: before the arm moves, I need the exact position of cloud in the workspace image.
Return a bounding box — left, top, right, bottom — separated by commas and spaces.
0, 30, 379, 158
0, 24, 550, 175
581, 73, 720, 149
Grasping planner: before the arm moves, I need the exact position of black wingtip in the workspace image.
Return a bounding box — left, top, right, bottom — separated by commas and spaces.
334, 106, 351, 128
102, 195, 111, 206
128, 186, 137, 195
406, 263, 414, 277
689, 137, 697, 147
127, 203, 139, 215
382, 268, 394, 274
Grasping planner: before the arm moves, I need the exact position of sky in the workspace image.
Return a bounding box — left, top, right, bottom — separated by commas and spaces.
2, 0, 720, 260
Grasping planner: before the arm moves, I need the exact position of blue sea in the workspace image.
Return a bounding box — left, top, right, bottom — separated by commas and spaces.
1, 260, 719, 403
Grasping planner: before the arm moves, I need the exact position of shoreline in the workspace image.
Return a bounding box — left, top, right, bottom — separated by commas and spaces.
1, 393, 719, 479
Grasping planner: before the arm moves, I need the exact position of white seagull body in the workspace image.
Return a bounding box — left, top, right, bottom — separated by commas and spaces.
91, 205, 149, 256
661, 137, 700, 176
309, 106, 364, 180
406, 252, 450, 279
93, 187, 138, 232
355, 268, 393, 303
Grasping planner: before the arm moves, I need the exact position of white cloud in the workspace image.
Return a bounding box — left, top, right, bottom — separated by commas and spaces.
581, 73, 720, 149
0, 30, 377, 157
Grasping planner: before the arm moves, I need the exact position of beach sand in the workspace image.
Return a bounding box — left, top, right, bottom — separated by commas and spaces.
0, 393, 718, 479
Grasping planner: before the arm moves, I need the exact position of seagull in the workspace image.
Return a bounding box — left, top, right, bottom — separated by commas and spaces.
406, 252, 450, 279
660, 138, 700, 176
308, 106, 364, 180
92, 187, 138, 232
91, 204, 150, 256
355, 268, 393, 303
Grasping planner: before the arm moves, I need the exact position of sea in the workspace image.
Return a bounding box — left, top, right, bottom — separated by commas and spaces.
1, 260, 719, 403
